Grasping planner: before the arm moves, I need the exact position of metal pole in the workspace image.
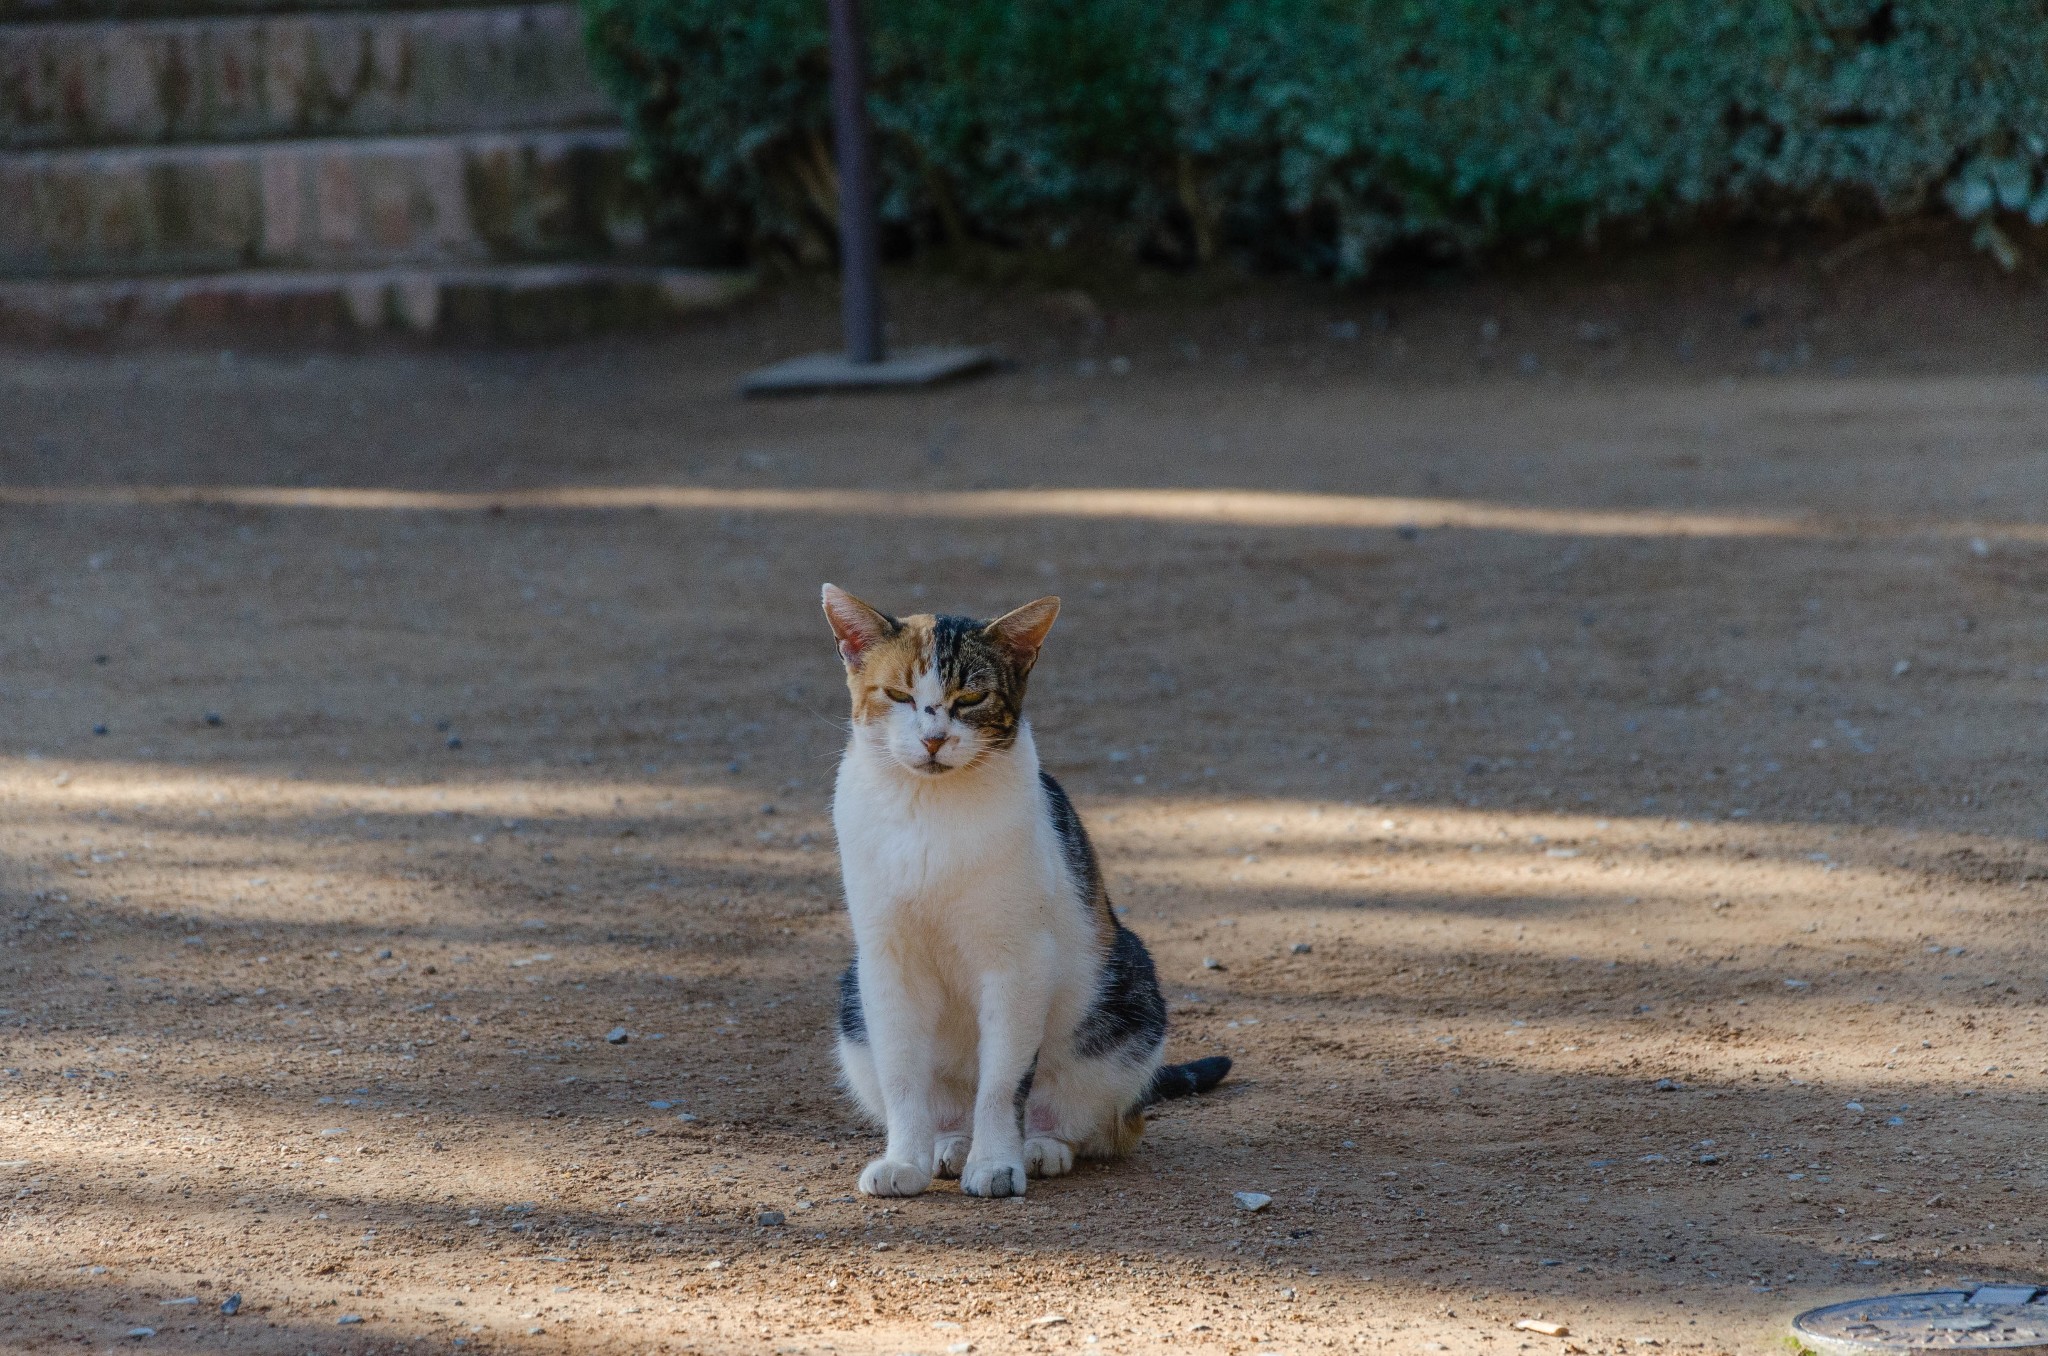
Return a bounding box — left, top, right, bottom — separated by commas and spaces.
827, 0, 884, 364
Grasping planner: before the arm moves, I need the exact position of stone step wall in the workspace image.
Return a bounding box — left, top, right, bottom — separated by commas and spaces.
0, 0, 745, 336
0, 260, 751, 337
1, 5, 614, 149
1, 128, 637, 277
3, 0, 478, 25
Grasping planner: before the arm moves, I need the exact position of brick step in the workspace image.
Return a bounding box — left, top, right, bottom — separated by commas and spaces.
0, 261, 753, 337
0, 128, 643, 277
3, 0, 474, 25
2, 5, 614, 150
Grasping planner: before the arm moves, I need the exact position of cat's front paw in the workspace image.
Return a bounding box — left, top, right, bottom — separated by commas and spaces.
932, 1135, 971, 1179
1023, 1136, 1074, 1178
958, 1155, 1027, 1199
858, 1158, 933, 1197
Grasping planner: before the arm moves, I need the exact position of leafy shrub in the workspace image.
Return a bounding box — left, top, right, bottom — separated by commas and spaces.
580, 0, 2048, 276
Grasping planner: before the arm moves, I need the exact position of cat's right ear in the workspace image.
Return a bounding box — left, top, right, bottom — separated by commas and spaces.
983, 595, 1060, 668
822, 584, 897, 670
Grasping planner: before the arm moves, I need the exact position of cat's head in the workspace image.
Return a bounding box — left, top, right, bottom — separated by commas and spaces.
822, 585, 1060, 776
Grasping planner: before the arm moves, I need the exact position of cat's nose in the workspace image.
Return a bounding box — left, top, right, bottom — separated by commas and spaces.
921, 735, 949, 757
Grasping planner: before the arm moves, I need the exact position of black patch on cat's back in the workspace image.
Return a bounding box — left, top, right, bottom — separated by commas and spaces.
1043, 770, 1164, 1060
837, 963, 867, 1044
1076, 923, 1168, 1061
1039, 771, 1106, 910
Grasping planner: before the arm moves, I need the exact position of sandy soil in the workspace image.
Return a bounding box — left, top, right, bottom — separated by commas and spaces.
2, 230, 2046, 1356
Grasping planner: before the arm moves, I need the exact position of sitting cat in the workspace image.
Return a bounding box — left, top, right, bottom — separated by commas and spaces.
823, 584, 1229, 1198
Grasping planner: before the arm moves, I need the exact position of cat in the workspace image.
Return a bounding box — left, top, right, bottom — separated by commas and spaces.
822, 584, 1230, 1198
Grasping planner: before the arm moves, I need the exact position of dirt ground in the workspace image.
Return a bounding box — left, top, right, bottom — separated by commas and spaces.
3, 227, 2047, 1356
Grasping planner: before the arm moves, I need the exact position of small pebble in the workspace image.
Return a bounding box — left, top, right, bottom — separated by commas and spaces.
204, 712, 223, 727
606, 1026, 629, 1045
1202, 957, 1224, 970
337, 1314, 362, 1325
375, 948, 393, 960
93, 724, 109, 736
445, 735, 462, 750
1290, 942, 1312, 955
1653, 1078, 1683, 1092
1233, 1191, 1272, 1211
125, 1328, 155, 1340
219, 1293, 242, 1316
757, 1210, 785, 1227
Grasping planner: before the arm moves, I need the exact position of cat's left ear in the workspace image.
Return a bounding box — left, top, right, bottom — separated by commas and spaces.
983, 596, 1060, 669
822, 584, 898, 670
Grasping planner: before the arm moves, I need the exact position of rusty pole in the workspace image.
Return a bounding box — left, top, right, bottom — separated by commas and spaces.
827, 0, 884, 363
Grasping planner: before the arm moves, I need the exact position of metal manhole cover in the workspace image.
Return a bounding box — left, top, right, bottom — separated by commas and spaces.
1794, 1286, 2048, 1352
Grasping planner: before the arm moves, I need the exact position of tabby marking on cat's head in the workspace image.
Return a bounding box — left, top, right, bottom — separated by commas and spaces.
822, 584, 1059, 776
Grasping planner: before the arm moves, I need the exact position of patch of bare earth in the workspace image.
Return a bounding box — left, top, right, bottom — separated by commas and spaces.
2, 233, 2045, 1355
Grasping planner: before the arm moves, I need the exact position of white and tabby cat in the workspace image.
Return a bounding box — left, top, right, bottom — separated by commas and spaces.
823, 584, 1229, 1198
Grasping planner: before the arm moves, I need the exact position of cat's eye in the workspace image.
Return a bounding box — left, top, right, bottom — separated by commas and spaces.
953, 690, 988, 708
883, 688, 913, 705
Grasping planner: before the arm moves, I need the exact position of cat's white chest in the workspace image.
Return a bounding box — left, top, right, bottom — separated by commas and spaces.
833, 727, 1059, 929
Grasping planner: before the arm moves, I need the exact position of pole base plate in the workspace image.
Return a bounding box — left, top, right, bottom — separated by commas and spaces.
741, 345, 999, 395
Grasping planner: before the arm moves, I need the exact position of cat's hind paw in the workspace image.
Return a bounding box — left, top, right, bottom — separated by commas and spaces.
932, 1135, 971, 1179
1023, 1136, 1074, 1179
858, 1158, 933, 1197
958, 1156, 1027, 1199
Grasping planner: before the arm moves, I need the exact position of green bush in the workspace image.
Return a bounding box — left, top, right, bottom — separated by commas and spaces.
580, 0, 2048, 277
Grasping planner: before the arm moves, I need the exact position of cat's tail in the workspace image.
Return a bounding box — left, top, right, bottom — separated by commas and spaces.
1144, 1055, 1232, 1105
